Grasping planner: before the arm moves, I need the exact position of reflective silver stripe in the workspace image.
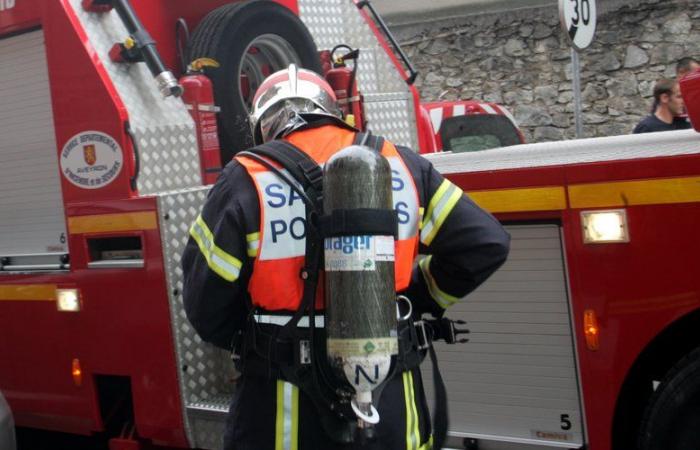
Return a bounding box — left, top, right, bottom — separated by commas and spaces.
420, 180, 463, 246
496, 103, 520, 128
480, 103, 497, 115
275, 380, 298, 450
283, 382, 293, 450
429, 107, 443, 133
453, 104, 465, 116
247, 232, 260, 257
255, 314, 325, 328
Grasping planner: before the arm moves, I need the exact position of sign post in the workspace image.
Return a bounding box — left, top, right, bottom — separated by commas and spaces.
559, 0, 597, 138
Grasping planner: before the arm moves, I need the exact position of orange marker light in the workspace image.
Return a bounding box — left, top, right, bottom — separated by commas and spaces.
72, 358, 83, 387
584, 309, 600, 351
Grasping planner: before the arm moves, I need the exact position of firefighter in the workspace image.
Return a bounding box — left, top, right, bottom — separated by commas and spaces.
182, 65, 510, 450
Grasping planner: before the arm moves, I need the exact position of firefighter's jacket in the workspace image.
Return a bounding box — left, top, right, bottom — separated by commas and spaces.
182, 125, 510, 350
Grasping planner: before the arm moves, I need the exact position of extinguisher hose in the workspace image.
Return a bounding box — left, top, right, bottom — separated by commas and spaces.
175, 18, 190, 74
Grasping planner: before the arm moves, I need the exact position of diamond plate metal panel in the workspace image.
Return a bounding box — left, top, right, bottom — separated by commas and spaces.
67, 0, 201, 194
299, 0, 418, 149
363, 94, 416, 148
187, 396, 230, 450
191, 416, 226, 450
157, 187, 237, 448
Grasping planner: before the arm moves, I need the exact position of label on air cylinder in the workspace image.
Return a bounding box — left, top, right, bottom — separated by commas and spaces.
324, 235, 394, 271
327, 337, 399, 358
328, 338, 398, 392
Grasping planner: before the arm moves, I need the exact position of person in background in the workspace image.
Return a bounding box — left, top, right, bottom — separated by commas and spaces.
676, 57, 700, 79
633, 79, 691, 134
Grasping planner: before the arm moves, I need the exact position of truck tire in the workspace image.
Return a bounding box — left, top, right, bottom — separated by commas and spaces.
638, 346, 700, 450
188, 0, 322, 163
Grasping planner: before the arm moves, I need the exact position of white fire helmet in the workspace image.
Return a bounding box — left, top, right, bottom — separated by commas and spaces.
249, 64, 343, 145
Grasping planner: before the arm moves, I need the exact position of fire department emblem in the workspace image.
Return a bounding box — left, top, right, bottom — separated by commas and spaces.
83, 144, 97, 166
60, 131, 123, 189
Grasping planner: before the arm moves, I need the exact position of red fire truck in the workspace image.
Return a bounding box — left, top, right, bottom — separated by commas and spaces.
1, 1, 700, 450
420, 100, 525, 154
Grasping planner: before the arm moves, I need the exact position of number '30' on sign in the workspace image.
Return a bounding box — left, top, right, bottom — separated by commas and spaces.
559, 0, 597, 51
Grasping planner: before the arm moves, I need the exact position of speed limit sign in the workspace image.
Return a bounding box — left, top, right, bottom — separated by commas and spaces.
559, 0, 597, 50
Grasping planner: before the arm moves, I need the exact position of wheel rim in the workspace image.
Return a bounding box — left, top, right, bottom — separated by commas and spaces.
238, 34, 302, 111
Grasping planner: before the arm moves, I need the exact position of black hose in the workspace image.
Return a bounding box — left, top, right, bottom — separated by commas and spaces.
125, 121, 140, 192
175, 18, 190, 74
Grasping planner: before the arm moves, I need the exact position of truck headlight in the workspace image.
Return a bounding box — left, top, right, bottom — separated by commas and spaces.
581, 209, 629, 244
56, 288, 81, 312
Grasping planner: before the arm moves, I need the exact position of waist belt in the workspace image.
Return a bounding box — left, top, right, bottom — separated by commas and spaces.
235, 310, 469, 450
236, 315, 438, 377
254, 314, 325, 328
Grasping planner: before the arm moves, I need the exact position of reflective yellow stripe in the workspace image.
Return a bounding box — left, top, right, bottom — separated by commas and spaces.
418, 207, 425, 230
68, 211, 157, 234
275, 381, 299, 450
421, 180, 463, 246
0, 284, 56, 301
402, 372, 413, 450
419, 256, 459, 310
189, 215, 242, 282
569, 176, 700, 208
466, 186, 567, 213
422, 180, 450, 230
419, 435, 434, 450
465, 177, 700, 214
246, 232, 260, 258
403, 371, 421, 450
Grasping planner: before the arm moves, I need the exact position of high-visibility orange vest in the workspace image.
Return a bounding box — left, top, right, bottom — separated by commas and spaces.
236, 125, 420, 311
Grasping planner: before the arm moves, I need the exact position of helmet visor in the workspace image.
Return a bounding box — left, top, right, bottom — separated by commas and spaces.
259, 98, 327, 143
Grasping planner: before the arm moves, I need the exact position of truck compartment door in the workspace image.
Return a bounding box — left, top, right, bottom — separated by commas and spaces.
422, 224, 585, 449
0, 30, 68, 270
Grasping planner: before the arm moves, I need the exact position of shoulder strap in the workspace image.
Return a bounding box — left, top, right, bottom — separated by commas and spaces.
353, 131, 384, 152
242, 140, 324, 210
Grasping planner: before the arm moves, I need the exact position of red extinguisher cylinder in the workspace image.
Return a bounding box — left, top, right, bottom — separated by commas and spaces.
326, 66, 365, 131
181, 73, 222, 185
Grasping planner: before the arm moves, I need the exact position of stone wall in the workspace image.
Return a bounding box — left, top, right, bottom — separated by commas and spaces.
393, 0, 700, 142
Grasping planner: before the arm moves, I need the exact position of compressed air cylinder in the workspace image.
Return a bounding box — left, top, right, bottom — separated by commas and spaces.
323, 145, 398, 423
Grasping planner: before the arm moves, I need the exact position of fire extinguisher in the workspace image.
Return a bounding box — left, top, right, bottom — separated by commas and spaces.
325, 45, 365, 131
180, 58, 223, 185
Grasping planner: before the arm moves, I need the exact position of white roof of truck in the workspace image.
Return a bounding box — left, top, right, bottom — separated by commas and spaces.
426, 129, 700, 174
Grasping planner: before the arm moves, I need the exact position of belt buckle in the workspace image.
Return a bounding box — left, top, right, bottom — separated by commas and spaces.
414, 320, 430, 350
298, 339, 312, 365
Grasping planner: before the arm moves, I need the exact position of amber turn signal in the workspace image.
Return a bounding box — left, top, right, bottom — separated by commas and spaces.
72, 358, 83, 387
583, 309, 600, 351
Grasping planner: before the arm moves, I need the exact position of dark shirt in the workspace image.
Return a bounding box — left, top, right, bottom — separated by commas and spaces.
633, 115, 691, 133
